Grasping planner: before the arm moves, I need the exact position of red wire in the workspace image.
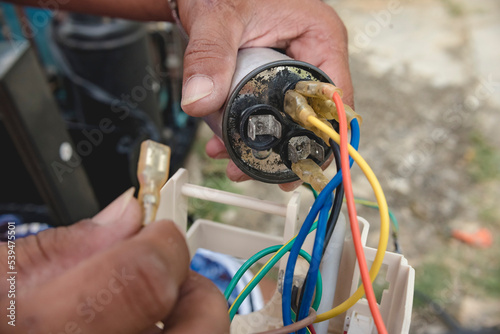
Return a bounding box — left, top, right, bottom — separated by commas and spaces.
308, 324, 317, 334
333, 92, 388, 334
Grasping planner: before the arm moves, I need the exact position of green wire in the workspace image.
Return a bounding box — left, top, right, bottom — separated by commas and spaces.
351, 198, 399, 233
304, 183, 319, 199
224, 245, 281, 300
228, 246, 323, 320
224, 221, 319, 299
351, 197, 402, 253
226, 222, 322, 321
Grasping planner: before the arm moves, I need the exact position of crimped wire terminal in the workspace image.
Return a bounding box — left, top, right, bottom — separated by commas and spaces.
295, 81, 363, 127
284, 90, 316, 126
284, 90, 334, 144
137, 140, 171, 225
294, 81, 343, 100
291, 159, 329, 192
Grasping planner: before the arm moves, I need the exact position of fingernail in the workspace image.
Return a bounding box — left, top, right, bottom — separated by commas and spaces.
181, 75, 214, 106
93, 187, 135, 225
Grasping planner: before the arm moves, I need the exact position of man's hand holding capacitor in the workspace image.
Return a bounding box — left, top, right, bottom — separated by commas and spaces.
176, 0, 353, 190
15, 0, 352, 189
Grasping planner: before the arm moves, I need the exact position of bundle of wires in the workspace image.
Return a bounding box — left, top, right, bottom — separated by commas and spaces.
225, 85, 391, 334
281, 117, 362, 334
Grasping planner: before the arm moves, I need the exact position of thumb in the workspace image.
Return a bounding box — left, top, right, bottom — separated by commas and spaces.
12, 187, 142, 290
179, 1, 247, 117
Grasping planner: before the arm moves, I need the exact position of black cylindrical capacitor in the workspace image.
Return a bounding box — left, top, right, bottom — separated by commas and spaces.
212, 48, 335, 184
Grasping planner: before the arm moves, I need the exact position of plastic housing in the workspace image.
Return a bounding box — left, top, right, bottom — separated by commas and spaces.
156, 169, 414, 334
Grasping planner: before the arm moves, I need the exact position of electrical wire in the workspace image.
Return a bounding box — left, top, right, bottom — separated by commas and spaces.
323, 140, 345, 257
296, 194, 331, 334
281, 121, 360, 328
298, 141, 343, 320
304, 183, 319, 199
291, 286, 300, 315
333, 91, 387, 334
254, 308, 317, 334
305, 117, 389, 323
224, 245, 280, 301
228, 245, 322, 321
227, 233, 323, 321
291, 309, 313, 334
353, 198, 399, 233
297, 172, 342, 314
296, 140, 344, 327
224, 221, 320, 302
229, 93, 390, 330
352, 198, 401, 253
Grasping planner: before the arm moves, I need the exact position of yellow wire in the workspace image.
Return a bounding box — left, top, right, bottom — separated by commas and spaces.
228, 237, 295, 316
229, 116, 390, 322
307, 115, 390, 322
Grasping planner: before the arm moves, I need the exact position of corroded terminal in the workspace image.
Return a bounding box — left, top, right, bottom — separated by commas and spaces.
288, 136, 325, 164
137, 140, 171, 225
248, 114, 282, 141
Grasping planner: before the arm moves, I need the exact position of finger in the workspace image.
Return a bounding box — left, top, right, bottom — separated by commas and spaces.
179, 0, 248, 116
12, 220, 190, 334
238, 0, 353, 107
205, 135, 230, 159
225, 156, 306, 190
163, 271, 230, 334
286, 5, 353, 107
226, 160, 251, 182
140, 325, 163, 334
9, 188, 142, 289
226, 160, 302, 191
279, 180, 303, 192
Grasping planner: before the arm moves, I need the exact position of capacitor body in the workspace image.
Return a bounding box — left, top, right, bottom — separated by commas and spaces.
219, 48, 334, 184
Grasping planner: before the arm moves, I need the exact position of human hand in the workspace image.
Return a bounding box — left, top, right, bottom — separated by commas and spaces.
177, 0, 352, 190
0, 188, 229, 334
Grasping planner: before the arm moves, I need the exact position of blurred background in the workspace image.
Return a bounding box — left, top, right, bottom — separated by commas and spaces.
326, 1, 500, 332
0, 0, 498, 333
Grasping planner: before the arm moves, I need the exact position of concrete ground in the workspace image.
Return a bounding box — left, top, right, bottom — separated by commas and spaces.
186, 0, 500, 332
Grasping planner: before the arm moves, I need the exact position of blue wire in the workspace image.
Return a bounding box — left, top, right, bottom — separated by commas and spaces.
282, 119, 360, 327
297, 193, 331, 334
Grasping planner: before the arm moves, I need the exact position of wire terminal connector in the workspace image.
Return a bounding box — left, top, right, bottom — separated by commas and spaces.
295, 81, 363, 127
137, 140, 171, 225
294, 81, 343, 100
284, 90, 334, 144
291, 159, 329, 192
